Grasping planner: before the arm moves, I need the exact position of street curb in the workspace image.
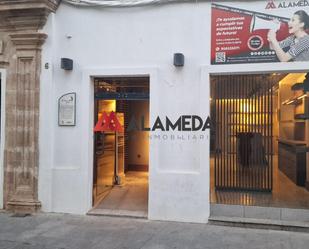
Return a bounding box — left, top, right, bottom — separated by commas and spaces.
209, 216, 309, 233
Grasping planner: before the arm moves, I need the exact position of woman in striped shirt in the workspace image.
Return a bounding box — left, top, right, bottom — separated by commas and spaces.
268, 10, 309, 62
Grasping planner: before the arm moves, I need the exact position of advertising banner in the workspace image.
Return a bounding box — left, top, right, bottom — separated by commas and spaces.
211, 0, 309, 64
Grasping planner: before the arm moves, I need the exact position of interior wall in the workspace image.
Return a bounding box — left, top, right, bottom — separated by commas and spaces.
279, 73, 306, 140
128, 100, 149, 168
98, 100, 115, 114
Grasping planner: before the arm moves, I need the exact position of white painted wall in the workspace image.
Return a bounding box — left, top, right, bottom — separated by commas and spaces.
39, 1, 309, 223
39, 13, 55, 213
39, 2, 211, 222
0, 69, 6, 210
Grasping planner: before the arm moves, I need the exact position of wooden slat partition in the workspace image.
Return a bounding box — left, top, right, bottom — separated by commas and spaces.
212, 75, 273, 192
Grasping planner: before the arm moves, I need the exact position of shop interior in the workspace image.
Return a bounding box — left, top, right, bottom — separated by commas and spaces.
91, 77, 149, 217
210, 72, 309, 209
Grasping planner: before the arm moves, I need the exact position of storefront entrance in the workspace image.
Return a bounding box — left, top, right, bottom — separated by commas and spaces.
90, 76, 149, 217
210, 73, 309, 210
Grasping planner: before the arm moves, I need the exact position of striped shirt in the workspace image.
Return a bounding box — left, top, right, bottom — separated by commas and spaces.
279, 34, 309, 61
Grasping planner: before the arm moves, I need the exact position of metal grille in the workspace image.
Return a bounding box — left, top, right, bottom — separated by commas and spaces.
212, 75, 273, 192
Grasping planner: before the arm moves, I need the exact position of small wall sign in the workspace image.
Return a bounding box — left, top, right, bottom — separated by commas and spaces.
58, 93, 76, 126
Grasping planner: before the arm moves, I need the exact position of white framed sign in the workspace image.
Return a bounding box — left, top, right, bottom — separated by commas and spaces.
58, 92, 76, 126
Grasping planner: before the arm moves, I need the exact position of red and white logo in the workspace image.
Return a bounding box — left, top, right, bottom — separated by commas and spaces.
266, 0, 277, 9
94, 111, 124, 132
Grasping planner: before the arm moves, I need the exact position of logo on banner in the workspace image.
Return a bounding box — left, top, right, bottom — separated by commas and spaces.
248, 35, 264, 50
266, 0, 277, 9
266, 0, 309, 9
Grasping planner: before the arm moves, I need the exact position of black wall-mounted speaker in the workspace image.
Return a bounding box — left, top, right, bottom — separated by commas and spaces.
173, 53, 184, 67
61, 58, 73, 70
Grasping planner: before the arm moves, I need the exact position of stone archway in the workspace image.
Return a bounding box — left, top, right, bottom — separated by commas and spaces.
0, 0, 61, 213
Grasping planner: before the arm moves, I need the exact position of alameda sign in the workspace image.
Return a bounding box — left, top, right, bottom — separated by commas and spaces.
94, 112, 212, 132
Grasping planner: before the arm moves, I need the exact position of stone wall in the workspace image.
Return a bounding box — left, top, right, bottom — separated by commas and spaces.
0, 0, 60, 213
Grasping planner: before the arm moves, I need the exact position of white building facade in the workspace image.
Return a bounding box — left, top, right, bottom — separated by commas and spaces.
1, 0, 309, 224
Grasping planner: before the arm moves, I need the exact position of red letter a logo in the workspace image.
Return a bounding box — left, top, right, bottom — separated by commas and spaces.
265, 0, 276, 9
94, 111, 124, 132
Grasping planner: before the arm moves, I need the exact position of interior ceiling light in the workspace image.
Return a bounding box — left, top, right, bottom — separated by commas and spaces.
297, 94, 306, 100
286, 100, 295, 105
282, 99, 295, 105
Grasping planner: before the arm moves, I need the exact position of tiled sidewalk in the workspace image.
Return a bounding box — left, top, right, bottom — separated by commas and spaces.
0, 212, 309, 249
